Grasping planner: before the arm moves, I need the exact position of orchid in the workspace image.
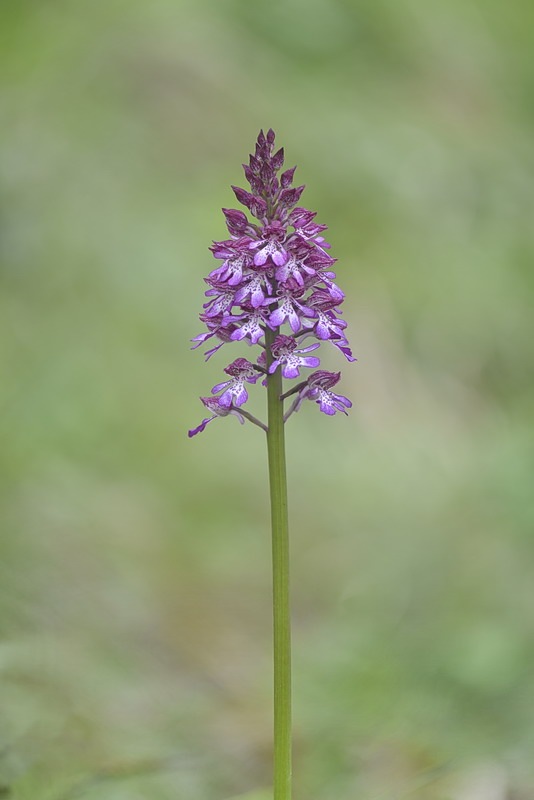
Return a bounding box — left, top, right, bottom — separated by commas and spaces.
188, 130, 355, 800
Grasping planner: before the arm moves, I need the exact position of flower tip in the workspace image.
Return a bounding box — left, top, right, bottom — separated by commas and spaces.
188, 423, 205, 438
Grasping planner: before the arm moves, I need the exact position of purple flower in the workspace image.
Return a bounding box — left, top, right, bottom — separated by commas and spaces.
188, 396, 245, 438
234, 272, 272, 309
208, 239, 252, 287
274, 252, 316, 287
331, 336, 357, 363
289, 207, 328, 240
191, 313, 240, 360
189, 129, 354, 436
319, 272, 344, 302
306, 290, 348, 340
211, 358, 260, 408
221, 208, 255, 237
249, 221, 288, 267
268, 335, 320, 379
202, 281, 236, 318
268, 281, 314, 333
229, 305, 270, 345
232, 185, 268, 220
295, 371, 353, 416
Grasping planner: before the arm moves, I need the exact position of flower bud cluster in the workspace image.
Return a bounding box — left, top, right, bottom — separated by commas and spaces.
189, 129, 354, 437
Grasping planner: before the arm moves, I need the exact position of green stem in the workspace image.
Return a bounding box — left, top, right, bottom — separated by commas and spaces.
265, 327, 292, 800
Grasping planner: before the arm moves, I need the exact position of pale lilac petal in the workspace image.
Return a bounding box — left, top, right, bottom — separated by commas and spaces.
272, 248, 288, 267
218, 389, 233, 408
232, 384, 248, 406
234, 286, 247, 303
316, 318, 330, 339
337, 395, 352, 408
254, 248, 268, 266
288, 309, 300, 332
298, 342, 320, 353
230, 328, 246, 341
269, 307, 285, 327
191, 331, 211, 346
251, 285, 264, 308
318, 399, 336, 415
211, 379, 231, 394
282, 364, 300, 379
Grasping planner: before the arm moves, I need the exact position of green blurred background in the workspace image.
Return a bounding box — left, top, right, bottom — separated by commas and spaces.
1, 1, 534, 798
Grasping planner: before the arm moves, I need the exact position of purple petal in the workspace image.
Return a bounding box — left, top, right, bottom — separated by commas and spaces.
251, 285, 265, 308
218, 389, 233, 408
335, 394, 352, 409
301, 356, 321, 368
233, 286, 247, 304
191, 334, 211, 350
250, 329, 264, 344
316, 319, 330, 339
211, 379, 230, 394
272, 248, 288, 267
188, 416, 215, 437
282, 364, 300, 379
330, 392, 352, 413
232, 384, 248, 406
298, 342, 321, 353
318, 400, 336, 415
254, 249, 268, 266
228, 272, 242, 287
204, 342, 225, 360
269, 307, 285, 327
288, 309, 300, 333
333, 340, 357, 362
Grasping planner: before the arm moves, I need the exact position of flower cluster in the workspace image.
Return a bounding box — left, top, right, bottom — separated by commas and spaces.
189, 129, 354, 437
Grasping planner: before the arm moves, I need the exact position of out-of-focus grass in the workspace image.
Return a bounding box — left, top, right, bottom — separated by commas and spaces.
1, 1, 534, 798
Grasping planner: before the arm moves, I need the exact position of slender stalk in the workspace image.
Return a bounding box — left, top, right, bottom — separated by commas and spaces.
265, 327, 292, 800
238, 408, 269, 433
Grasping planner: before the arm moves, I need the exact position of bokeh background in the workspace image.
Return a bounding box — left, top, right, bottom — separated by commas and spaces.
2, 1, 534, 798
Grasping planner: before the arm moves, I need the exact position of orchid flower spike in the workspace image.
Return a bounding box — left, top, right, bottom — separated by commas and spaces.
189, 129, 354, 437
